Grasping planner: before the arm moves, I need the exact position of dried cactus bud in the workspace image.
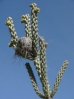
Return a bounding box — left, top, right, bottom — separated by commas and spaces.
45, 42, 48, 47
18, 37, 32, 51
15, 37, 33, 58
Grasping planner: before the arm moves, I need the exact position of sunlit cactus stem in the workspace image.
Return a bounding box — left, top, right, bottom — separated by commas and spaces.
5, 17, 18, 47
39, 37, 51, 97
30, 3, 40, 57
25, 63, 46, 99
21, 14, 32, 38
33, 57, 42, 78
50, 60, 69, 98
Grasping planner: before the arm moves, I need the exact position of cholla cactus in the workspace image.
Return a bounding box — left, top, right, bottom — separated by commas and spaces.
21, 14, 32, 38
5, 3, 69, 99
5, 17, 34, 60
5, 17, 18, 47
30, 3, 40, 57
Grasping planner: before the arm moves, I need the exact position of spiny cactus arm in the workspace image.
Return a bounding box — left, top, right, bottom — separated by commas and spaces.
21, 14, 32, 38
39, 37, 51, 97
50, 60, 69, 98
25, 63, 46, 99
34, 57, 42, 79
5, 17, 18, 47
34, 57, 52, 99
8, 39, 18, 47
30, 3, 40, 57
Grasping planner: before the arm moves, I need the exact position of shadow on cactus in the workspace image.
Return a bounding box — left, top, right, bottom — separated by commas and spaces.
5, 3, 69, 99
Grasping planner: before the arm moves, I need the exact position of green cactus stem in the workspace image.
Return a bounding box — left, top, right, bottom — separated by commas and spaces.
25, 63, 46, 99
30, 3, 40, 57
50, 60, 69, 98
5, 17, 18, 47
39, 37, 51, 97
21, 14, 32, 38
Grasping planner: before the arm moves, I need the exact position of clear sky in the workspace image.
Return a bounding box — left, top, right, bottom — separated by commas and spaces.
0, 0, 74, 99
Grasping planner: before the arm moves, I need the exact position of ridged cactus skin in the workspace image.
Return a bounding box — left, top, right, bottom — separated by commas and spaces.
21, 14, 32, 38
50, 60, 69, 98
30, 3, 40, 57
5, 3, 69, 99
39, 37, 51, 97
5, 17, 18, 47
25, 63, 46, 99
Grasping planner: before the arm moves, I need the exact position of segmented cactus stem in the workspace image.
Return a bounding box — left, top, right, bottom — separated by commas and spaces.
25, 63, 46, 99
39, 37, 51, 96
34, 57, 42, 78
5, 17, 18, 47
50, 60, 69, 98
21, 14, 32, 38
30, 3, 40, 57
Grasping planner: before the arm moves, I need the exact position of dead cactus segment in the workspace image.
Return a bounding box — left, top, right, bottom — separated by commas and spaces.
14, 37, 34, 59
17, 37, 32, 52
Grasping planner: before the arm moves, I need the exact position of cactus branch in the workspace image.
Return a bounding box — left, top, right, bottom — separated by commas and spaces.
5, 17, 18, 47
30, 3, 40, 57
50, 60, 69, 98
21, 14, 32, 38
25, 63, 46, 99
39, 37, 51, 97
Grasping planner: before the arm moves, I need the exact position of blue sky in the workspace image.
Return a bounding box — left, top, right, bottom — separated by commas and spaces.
0, 0, 74, 99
